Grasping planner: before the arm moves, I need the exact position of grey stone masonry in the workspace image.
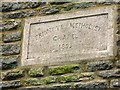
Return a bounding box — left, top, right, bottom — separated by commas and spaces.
3, 31, 22, 42
2, 42, 21, 55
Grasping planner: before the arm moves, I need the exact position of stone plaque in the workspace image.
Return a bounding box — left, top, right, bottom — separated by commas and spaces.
22, 6, 117, 66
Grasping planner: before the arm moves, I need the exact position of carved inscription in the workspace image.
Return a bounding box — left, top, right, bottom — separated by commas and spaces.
28, 15, 108, 59
22, 6, 116, 66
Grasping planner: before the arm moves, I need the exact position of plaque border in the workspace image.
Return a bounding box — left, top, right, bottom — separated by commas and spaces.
21, 6, 117, 66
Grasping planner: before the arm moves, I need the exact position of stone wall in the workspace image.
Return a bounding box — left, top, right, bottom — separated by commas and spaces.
1, 1, 120, 90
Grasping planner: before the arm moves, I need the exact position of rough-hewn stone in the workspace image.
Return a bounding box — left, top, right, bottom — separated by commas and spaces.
3, 31, 22, 42
28, 68, 44, 77
86, 60, 113, 71
57, 72, 94, 83
16, 85, 51, 90
1, 20, 21, 32
62, 2, 96, 12
2, 80, 21, 88
2, 2, 22, 12
1, 56, 19, 70
40, 76, 57, 84
116, 60, 120, 68
24, 76, 57, 86
2, 43, 21, 55
63, 3, 75, 11
39, 6, 61, 15
98, 69, 120, 78
3, 10, 36, 19
51, 83, 72, 90
24, 2, 46, 9
49, 64, 79, 75
0, 2, 120, 90
73, 2, 96, 9
58, 74, 80, 83
50, 2, 68, 5
110, 79, 120, 88
74, 80, 108, 89
2, 70, 24, 80
23, 78, 43, 86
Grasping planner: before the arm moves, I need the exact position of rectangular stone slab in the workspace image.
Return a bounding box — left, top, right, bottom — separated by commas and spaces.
22, 6, 117, 66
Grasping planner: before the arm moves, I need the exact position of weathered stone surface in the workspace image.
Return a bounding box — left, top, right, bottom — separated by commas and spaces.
28, 68, 44, 77
50, 2, 68, 5
98, 1, 115, 5
2, 2, 22, 12
41, 76, 57, 84
3, 11, 24, 19
49, 64, 79, 75
23, 78, 43, 86
58, 74, 80, 83
73, 2, 96, 9
3, 31, 21, 42
110, 79, 120, 88
1, 20, 21, 32
116, 60, 120, 68
86, 60, 113, 71
17, 85, 51, 90
98, 69, 120, 78
1, 56, 19, 70
3, 10, 36, 19
57, 72, 94, 83
39, 6, 60, 15
20, 84, 71, 90
81, 72, 95, 77
51, 83, 72, 90
59, 2, 96, 12
74, 80, 108, 89
63, 3, 75, 11
24, 2, 46, 8
2, 80, 21, 88
24, 76, 57, 86
2, 43, 21, 55
2, 70, 24, 80
22, 6, 115, 66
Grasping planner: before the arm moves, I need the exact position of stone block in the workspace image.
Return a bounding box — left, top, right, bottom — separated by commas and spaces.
98, 69, 120, 78
110, 79, 120, 88
28, 67, 44, 77
3, 31, 21, 42
2, 43, 21, 55
86, 60, 113, 71
49, 64, 79, 75
1, 20, 21, 32
74, 80, 108, 89
2, 80, 21, 88
1, 56, 19, 70
2, 2, 22, 12
2, 70, 24, 80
